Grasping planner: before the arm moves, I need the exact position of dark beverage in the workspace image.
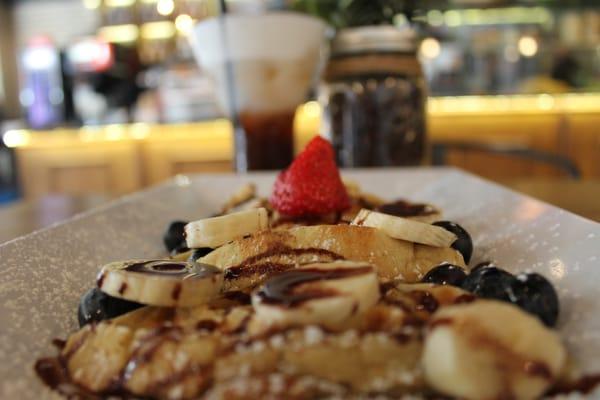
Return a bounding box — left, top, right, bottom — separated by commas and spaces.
238, 110, 296, 170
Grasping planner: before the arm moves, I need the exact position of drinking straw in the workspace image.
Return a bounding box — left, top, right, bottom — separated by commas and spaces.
218, 0, 248, 171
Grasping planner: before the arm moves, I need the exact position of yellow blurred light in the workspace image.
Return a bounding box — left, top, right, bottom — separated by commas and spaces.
175, 14, 194, 35
2, 130, 30, 148
141, 21, 176, 40
302, 101, 321, 119
444, 10, 461, 27
83, 0, 102, 9
427, 10, 444, 27
130, 123, 150, 139
98, 24, 139, 43
518, 36, 538, 57
420, 37, 441, 59
537, 94, 555, 110
105, 124, 126, 140
157, 0, 175, 16
105, 0, 135, 7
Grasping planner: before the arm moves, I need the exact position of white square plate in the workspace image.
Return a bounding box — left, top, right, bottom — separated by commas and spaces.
1, 168, 599, 398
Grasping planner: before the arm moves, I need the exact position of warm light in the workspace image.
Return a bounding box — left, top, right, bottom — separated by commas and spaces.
302, 101, 321, 119
157, 0, 175, 16
105, 124, 126, 140
537, 94, 555, 110
427, 10, 444, 27
82, 0, 102, 9
105, 0, 135, 7
518, 36, 538, 57
444, 10, 461, 27
2, 130, 30, 148
140, 21, 176, 40
420, 37, 441, 59
130, 123, 150, 139
98, 25, 139, 43
175, 14, 194, 35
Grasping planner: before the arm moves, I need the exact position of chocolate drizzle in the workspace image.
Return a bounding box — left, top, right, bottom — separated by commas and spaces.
124, 260, 188, 275
548, 374, 600, 395
96, 272, 105, 288
223, 291, 252, 304
523, 361, 552, 380
256, 266, 372, 307
171, 283, 182, 301
118, 282, 127, 295
376, 200, 437, 218
454, 294, 477, 304
122, 260, 221, 279
224, 245, 344, 281
409, 290, 439, 313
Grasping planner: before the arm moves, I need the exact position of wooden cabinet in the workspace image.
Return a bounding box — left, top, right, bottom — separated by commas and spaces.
565, 113, 600, 178
429, 113, 566, 179
10, 95, 600, 199
140, 122, 233, 185
17, 139, 141, 198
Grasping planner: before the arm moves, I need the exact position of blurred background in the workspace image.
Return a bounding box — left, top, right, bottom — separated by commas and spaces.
0, 0, 599, 240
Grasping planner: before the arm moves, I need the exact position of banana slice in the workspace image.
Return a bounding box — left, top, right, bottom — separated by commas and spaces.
423, 300, 566, 400
351, 209, 456, 248
185, 208, 269, 249
252, 261, 380, 331
97, 260, 223, 307
222, 183, 256, 212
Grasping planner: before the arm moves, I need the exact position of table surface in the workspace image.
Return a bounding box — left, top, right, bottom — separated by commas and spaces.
0, 179, 598, 245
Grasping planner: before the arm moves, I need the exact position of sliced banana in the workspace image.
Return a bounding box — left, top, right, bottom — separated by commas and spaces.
97, 260, 223, 307
251, 261, 380, 331
185, 208, 269, 249
422, 300, 566, 400
351, 209, 456, 248
221, 183, 256, 212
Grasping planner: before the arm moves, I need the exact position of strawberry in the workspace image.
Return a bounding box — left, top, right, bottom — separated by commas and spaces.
270, 136, 350, 217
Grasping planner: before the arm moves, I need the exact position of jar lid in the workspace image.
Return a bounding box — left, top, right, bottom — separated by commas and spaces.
330, 25, 417, 55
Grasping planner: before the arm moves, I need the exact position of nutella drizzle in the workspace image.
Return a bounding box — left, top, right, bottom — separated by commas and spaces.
410, 290, 439, 313
376, 200, 437, 218
256, 266, 372, 307
96, 272, 105, 288
548, 374, 600, 395
523, 361, 552, 380
196, 320, 219, 332
118, 282, 127, 295
228, 245, 344, 272
223, 290, 252, 304
171, 283, 182, 301
122, 260, 221, 279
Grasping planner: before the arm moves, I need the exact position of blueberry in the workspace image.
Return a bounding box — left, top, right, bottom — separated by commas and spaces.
170, 243, 190, 256
77, 288, 142, 327
471, 261, 496, 273
461, 267, 517, 302
163, 220, 188, 252
432, 221, 473, 264
188, 247, 214, 262
422, 263, 467, 287
511, 273, 559, 327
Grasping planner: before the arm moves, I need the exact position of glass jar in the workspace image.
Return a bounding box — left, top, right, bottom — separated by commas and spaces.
320, 25, 427, 167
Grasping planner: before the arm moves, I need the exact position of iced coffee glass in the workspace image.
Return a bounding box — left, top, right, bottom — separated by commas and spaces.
191, 12, 327, 171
